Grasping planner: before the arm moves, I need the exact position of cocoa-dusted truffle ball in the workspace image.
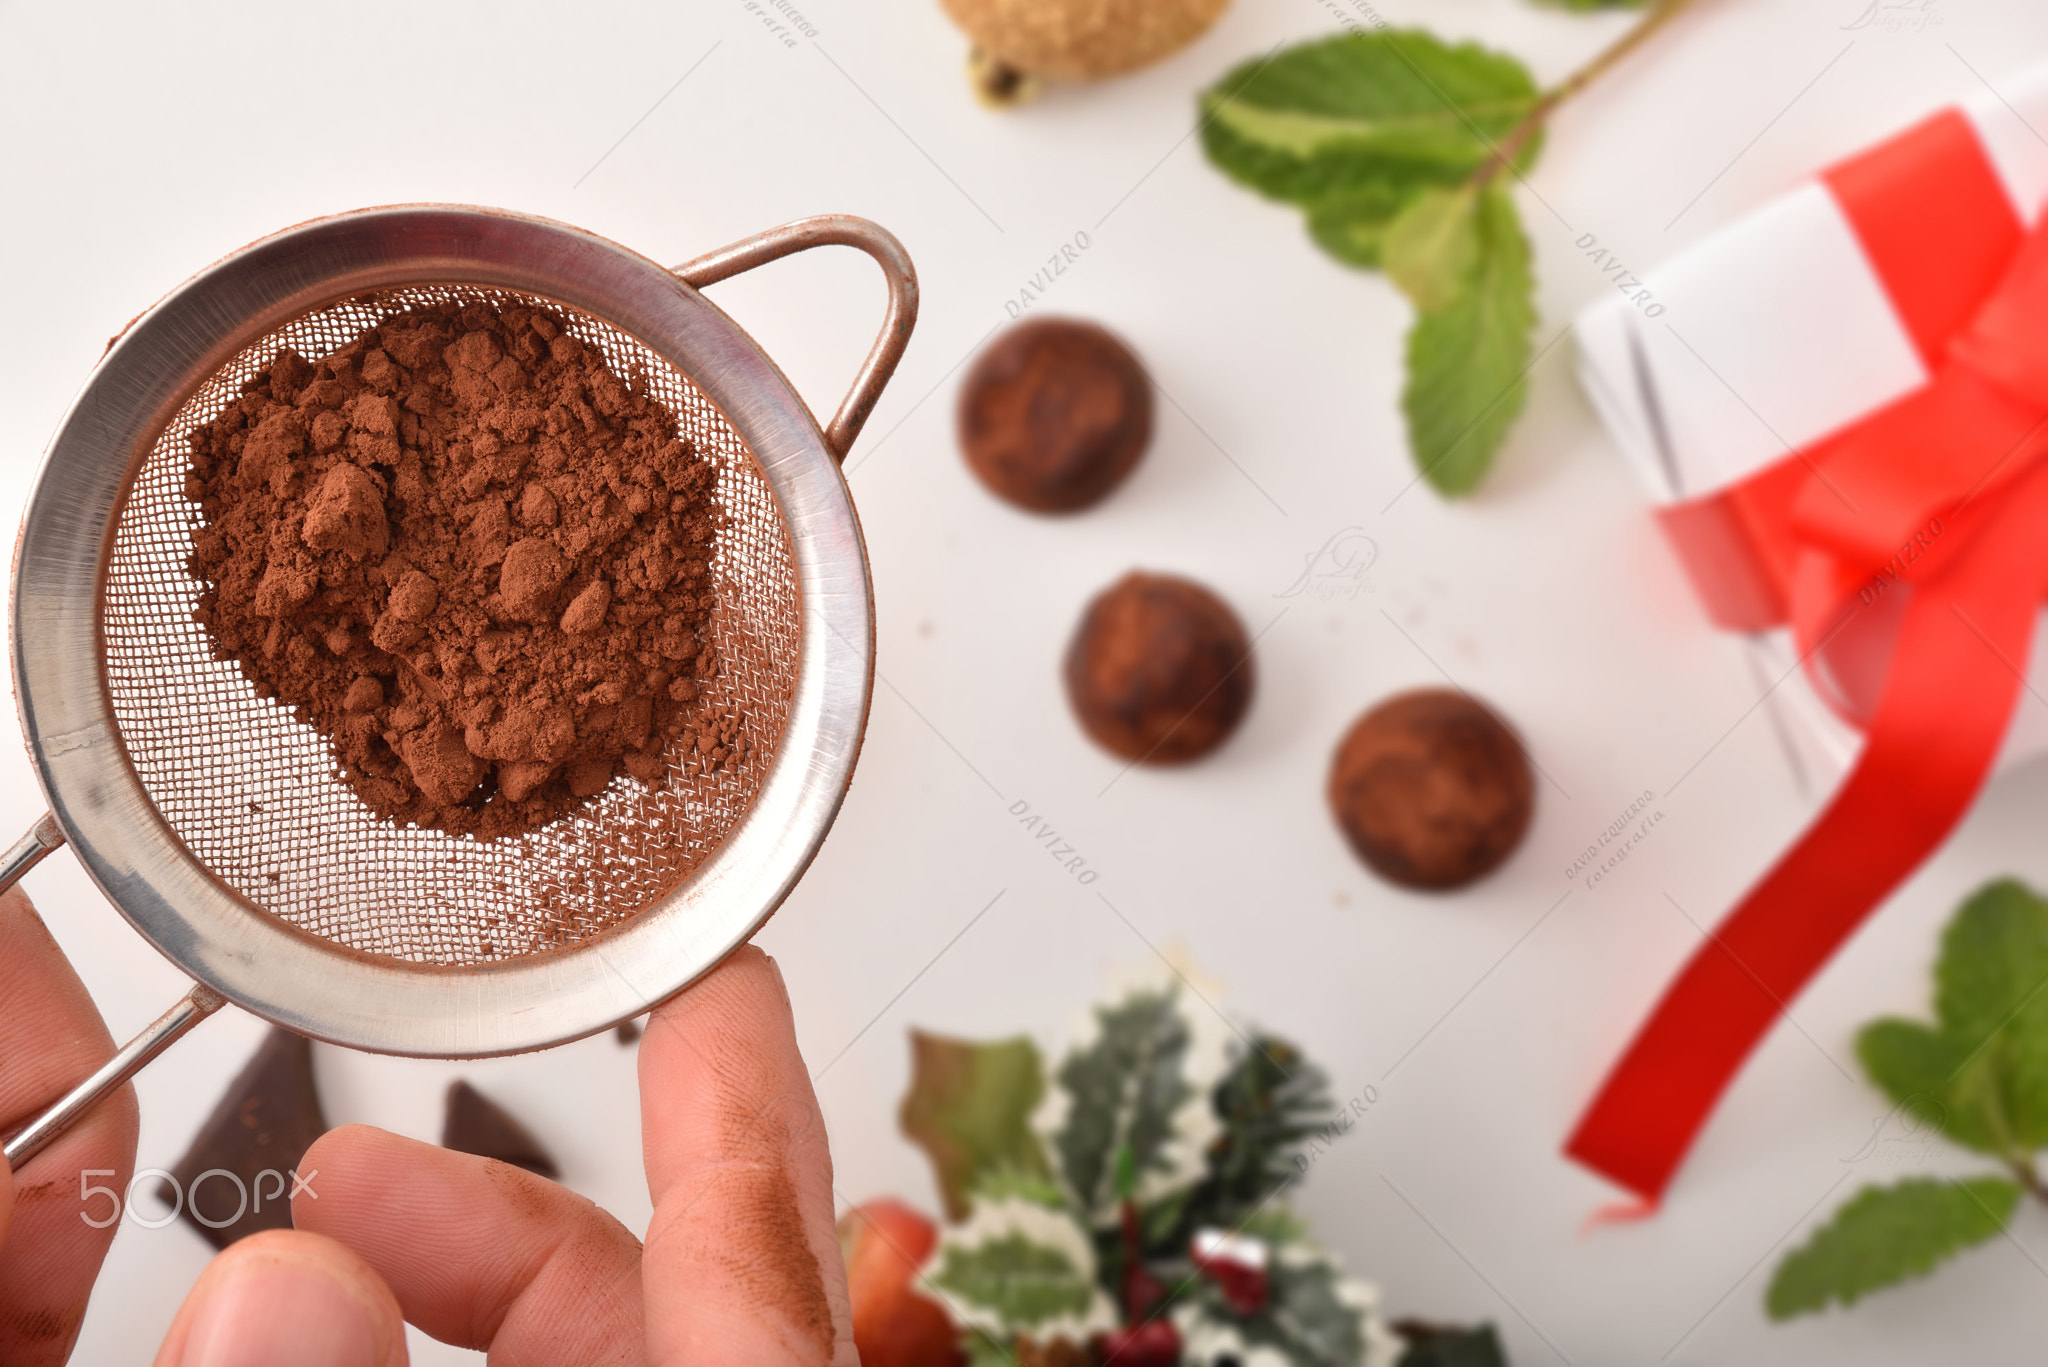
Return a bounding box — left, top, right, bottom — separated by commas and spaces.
1064, 571, 1251, 764
1328, 689, 1533, 891
958, 318, 1152, 513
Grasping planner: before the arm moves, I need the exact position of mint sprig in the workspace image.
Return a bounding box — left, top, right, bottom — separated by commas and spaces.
1769, 1178, 2020, 1319
1198, 1, 1690, 496
1770, 879, 2048, 1321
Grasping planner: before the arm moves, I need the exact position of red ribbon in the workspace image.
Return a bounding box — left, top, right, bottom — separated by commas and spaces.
1568, 109, 2048, 1205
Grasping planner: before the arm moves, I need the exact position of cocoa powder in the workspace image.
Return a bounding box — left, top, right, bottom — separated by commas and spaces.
184, 297, 748, 839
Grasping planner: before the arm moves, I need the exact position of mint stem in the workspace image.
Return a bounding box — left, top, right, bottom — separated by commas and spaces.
2011, 1156, 2048, 1206
1475, 0, 1697, 188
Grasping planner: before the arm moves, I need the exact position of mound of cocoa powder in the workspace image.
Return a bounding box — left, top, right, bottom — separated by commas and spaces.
184, 297, 750, 839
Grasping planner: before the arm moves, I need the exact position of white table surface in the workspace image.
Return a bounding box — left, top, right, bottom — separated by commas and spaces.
6, 0, 2048, 1362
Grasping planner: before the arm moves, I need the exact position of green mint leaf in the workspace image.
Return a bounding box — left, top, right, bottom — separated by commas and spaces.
1766, 1177, 2019, 1320
1199, 31, 1540, 206
1053, 986, 1203, 1223
1935, 879, 2048, 1049
1305, 182, 1431, 268
931, 1231, 1099, 1329
1397, 1323, 1508, 1367
1855, 1018, 1997, 1155
901, 1031, 1051, 1222
1383, 185, 1482, 311
1401, 185, 1536, 495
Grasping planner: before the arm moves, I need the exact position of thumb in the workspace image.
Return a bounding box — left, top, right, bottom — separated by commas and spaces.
151, 1229, 407, 1367
0, 1153, 12, 1251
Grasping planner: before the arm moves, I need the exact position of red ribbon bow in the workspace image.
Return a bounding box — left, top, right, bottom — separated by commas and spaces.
1569, 109, 2048, 1206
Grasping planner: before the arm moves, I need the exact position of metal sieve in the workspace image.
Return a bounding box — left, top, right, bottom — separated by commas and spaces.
2, 206, 915, 1169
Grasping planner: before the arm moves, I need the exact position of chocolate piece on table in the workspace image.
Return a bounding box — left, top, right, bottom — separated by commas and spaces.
1064, 571, 1253, 764
1327, 688, 1533, 891
958, 317, 1152, 513
442, 1080, 559, 1179
163, 1026, 328, 1250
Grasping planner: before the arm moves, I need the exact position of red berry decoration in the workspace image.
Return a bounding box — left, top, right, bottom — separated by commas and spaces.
1096, 1318, 1183, 1367
1191, 1227, 1271, 1314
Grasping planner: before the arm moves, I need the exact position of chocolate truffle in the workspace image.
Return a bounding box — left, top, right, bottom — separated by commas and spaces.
958, 317, 1152, 513
1327, 689, 1533, 890
1064, 571, 1252, 763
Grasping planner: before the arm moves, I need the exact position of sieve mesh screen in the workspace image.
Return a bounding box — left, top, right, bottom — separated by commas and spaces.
99, 286, 800, 968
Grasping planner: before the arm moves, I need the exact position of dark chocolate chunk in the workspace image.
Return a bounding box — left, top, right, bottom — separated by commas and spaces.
1392, 1319, 1508, 1367
1327, 689, 1533, 891
163, 1026, 328, 1250
958, 317, 1152, 513
615, 1017, 642, 1045
442, 1080, 558, 1179
1064, 571, 1253, 763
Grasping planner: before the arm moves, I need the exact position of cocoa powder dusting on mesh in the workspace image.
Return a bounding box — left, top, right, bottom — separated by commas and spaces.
183, 298, 750, 839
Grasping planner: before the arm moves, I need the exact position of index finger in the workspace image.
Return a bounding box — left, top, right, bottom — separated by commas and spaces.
639, 944, 857, 1367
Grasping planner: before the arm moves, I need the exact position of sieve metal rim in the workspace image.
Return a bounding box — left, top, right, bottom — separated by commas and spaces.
12, 205, 880, 1057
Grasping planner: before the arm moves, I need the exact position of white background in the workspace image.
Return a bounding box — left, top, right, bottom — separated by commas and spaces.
5, 0, 2048, 1363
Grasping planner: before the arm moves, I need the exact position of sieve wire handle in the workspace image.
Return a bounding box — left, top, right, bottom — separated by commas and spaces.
0, 813, 227, 1172
4, 985, 225, 1172
671, 215, 919, 463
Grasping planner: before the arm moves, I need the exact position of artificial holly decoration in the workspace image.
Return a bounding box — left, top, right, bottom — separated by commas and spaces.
846, 970, 1511, 1365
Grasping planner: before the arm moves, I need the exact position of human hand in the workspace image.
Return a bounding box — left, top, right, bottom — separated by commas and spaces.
0, 886, 140, 1364
151, 944, 856, 1366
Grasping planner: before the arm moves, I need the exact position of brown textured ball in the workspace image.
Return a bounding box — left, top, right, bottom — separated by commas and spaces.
1328, 689, 1533, 890
1064, 571, 1251, 763
958, 318, 1151, 513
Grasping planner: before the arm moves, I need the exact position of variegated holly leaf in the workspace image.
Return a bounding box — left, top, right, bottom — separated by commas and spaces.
927, 1196, 1117, 1341
1051, 983, 1228, 1224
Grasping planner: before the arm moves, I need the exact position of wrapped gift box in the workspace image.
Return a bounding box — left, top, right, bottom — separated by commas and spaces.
1576, 65, 2048, 795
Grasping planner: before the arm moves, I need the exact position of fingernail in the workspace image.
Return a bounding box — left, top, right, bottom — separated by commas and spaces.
179, 1260, 384, 1367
